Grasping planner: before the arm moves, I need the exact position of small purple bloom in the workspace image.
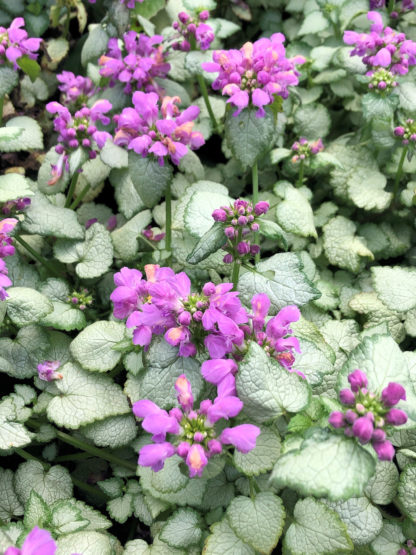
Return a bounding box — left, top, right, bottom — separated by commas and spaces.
220, 424, 261, 453
37, 361, 62, 382
175, 374, 194, 412
4, 526, 56, 555
385, 408, 408, 425
138, 442, 176, 472
381, 382, 406, 407
352, 416, 374, 443
328, 411, 345, 428
372, 439, 395, 461
348, 369, 368, 392
339, 388, 356, 405
186, 444, 208, 477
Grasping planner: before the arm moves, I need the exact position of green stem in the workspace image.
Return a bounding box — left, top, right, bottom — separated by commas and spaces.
69, 183, 90, 210
165, 180, 172, 264
14, 235, 61, 277
55, 452, 94, 463
231, 260, 240, 291
71, 477, 108, 500
388, 0, 395, 14
196, 73, 218, 134
27, 419, 137, 472
15, 448, 48, 468
252, 162, 260, 264
0, 94, 4, 127
138, 234, 157, 251
63, 4, 70, 39
297, 159, 305, 188
393, 147, 408, 204
65, 172, 80, 208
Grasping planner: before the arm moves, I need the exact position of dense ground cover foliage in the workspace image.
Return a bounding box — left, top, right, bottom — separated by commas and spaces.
1, 0, 416, 553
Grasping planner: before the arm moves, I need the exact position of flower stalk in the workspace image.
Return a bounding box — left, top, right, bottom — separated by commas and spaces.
393, 146, 408, 204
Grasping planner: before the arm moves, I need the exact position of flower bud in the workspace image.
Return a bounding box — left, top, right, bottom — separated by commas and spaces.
199, 10, 210, 20
177, 441, 190, 457
385, 408, 407, 426
237, 241, 250, 255
328, 411, 345, 428
251, 223, 259, 232
202, 282, 216, 296
372, 439, 395, 461
394, 126, 405, 136
254, 201, 269, 215
208, 439, 222, 455
345, 410, 358, 424
223, 253, 233, 264
381, 382, 406, 407
352, 416, 373, 443
178, 311, 192, 326
348, 369, 368, 392
238, 216, 248, 226
212, 208, 227, 222
225, 226, 235, 238
178, 11, 190, 23
339, 389, 355, 405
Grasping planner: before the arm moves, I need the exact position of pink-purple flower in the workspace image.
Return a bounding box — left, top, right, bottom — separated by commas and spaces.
344, 11, 416, 75
0, 217, 18, 300
212, 199, 269, 264
46, 100, 112, 185
291, 137, 324, 163
172, 11, 214, 52
0, 18, 42, 70
133, 374, 260, 476
202, 34, 305, 117
99, 31, 169, 95
2, 197, 31, 215
4, 526, 56, 555
56, 71, 96, 105
113, 92, 204, 166
394, 118, 416, 147
37, 360, 63, 382
329, 370, 408, 461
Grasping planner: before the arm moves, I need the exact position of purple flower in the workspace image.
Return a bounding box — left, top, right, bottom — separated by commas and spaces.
172, 11, 215, 52
201, 358, 238, 385
56, 71, 96, 105
220, 424, 261, 453
328, 411, 345, 428
46, 100, 112, 184
352, 416, 374, 443
385, 408, 408, 425
37, 361, 62, 382
344, 11, 416, 75
134, 375, 260, 476
372, 439, 395, 461
114, 92, 204, 166
339, 388, 356, 405
5, 526, 56, 555
99, 32, 169, 95
202, 35, 305, 117
0, 18, 42, 70
348, 369, 368, 392
381, 382, 407, 406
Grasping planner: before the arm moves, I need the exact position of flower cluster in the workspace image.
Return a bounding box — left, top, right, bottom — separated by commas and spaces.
5, 526, 56, 555
398, 539, 416, 555
46, 100, 112, 185
99, 31, 169, 95
114, 92, 204, 166
0, 17, 42, 69
37, 360, 62, 382
329, 370, 407, 460
56, 71, 96, 105
212, 199, 269, 264
370, 0, 414, 17
0, 218, 18, 300
89, 0, 144, 6
202, 33, 305, 117
291, 137, 324, 163
134, 374, 260, 476
66, 288, 93, 311
2, 196, 31, 215
172, 11, 214, 51
344, 11, 416, 75
367, 67, 398, 93
394, 119, 416, 146
110, 265, 248, 358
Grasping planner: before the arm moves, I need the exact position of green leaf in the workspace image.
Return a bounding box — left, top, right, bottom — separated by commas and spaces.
371, 521, 405, 555
398, 465, 416, 520
238, 253, 321, 313
98, 478, 124, 499
23, 193, 84, 239
37, 147, 70, 194
258, 219, 289, 249
372, 266, 416, 312
234, 425, 281, 476
51, 501, 89, 535
0, 174, 33, 203
40, 301, 87, 332
298, 10, 329, 35
56, 531, 113, 555
82, 415, 137, 448
100, 140, 128, 168
184, 191, 231, 239
6, 287, 53, 327
81, 24, 109, 67
226, 493, 285, 554
133, 0, 164, 18
47, 362, 129, 429
364, 461, 399, 505
236, 342, 310, 423
0, 116, 43, 151
347, 171, 391, 212
107, 495, 134, 524
294, 104, 331, 139
54, 223, 113, 278
0, 325, 49, 379
128, 153, 173, 208
70, 321, 127, 372
323, 216, 373, 272
293, 337, 334, 386
339, 334, 416, 425
275, 183, 317, 238
399, 82, 416, 115
0, 469, 23, 521
270, 429, 376, 500
225, 106, 275, 169
23, 490, 51, 530
326, 497, 382, 545
187, 221, 227, 264
14, 461, 73, 506
160, 508, 202, 548
111, 168, 145, 219
0, 66, 19, 96
284, 498, 353, 554
16, 55, 41, 81
111, 209, 152, 261
204, 519, 255, 555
